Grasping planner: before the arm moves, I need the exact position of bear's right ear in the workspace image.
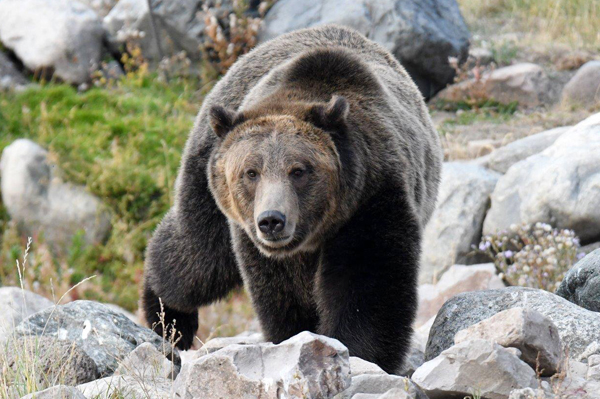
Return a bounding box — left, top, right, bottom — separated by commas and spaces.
209, 105, 245, 138
307, 96, 349, 132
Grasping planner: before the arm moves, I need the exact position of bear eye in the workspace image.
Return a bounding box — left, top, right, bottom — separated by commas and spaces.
246, 170, 258, 179
291, 168, 305, 178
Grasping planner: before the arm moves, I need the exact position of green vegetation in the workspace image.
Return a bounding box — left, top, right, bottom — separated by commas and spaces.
0, 74, 205, 309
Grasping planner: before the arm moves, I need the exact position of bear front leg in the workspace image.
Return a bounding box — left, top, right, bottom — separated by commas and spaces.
231, 227, 321, 343
142, 210, 243, 350
316, 188, 420, 374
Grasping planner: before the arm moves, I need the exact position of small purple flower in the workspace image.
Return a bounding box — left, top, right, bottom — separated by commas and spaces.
577, 252, 586, 260
503, 250, 514, 258
479, 241, 491, 251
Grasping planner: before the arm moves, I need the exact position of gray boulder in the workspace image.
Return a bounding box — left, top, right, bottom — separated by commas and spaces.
562, 60, 600, 106
425, 287, 600, 362
0, 287, 53, 342
557, 248, 600, 312
0, 52, 28, 91
175, 331, 350, 399
21, 385, 86, 399
4, 336, 99, 386
413, 340, 538, 399
259, 0, 470, 99
475, 126, 570, 174
483, 112, 600, 242
0, 139, 111, 250
104, 0, 233, 61
0, 0, 104, 84
420, 163, 500, 282
14, 300, 178, 377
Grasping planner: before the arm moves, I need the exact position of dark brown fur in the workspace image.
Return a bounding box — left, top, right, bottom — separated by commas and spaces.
142, 26, 442, 373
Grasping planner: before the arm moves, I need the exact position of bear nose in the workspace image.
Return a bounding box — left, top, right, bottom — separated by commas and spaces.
257, 211, 286, 234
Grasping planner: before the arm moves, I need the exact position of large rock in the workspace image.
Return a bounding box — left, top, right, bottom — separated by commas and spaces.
557, 248, 600, 312
0, 52, 28, 91
174, 331, 350, 399
420, 163, 500, 281
483, 113, 600, 242
562, 61, 600, 106
0, 0, 104, 84
475, 126, 570, 174
425, 287, 600, 362
413, 339, 538, 399
21, 385, 87, 399
436, 63, 551, 108
454, 307, 562, 375
3, 336, 99, 385
14, 300, 178, 377
0, 139, 111, 250
417, 264, 504, 326
259, 0, 470, 99
104, 0, 233, 61
0, 287, 53, 342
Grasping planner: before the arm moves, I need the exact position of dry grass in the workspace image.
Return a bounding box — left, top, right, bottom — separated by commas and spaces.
458, 0, 600, 49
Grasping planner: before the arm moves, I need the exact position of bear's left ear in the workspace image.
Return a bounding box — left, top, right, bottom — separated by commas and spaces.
307, 96, 349, 131
209, 105, 245, 138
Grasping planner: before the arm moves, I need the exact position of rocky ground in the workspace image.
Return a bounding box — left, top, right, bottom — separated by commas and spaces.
1, 0, 600, 398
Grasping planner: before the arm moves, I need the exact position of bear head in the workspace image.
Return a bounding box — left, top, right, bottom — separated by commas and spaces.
207, 95, 349, 257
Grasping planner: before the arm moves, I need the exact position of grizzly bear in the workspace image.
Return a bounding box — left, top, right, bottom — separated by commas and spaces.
142, 25, 442, 373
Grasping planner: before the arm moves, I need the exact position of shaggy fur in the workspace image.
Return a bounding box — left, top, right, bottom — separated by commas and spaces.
142, 25, 442, 373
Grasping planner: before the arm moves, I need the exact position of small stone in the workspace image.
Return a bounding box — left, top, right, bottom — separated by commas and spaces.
20, 385, 86, 399
174, 331, 350, 399
115, 342, 179, 380
417, 264, 504, 326
587, 355, 600, 381
556, 248, 600, 313
413, 339, 538, 399
454, 307, 562, 376
509, 388, 554, 399
562, 61, 600, 106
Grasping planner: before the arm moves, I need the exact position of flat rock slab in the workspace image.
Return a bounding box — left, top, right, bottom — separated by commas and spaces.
21, 385, 87, 399
175, 331, 350, 399
335, 374, 428, 399
454, 307, 561, 376
557, 248, 600, 312
425, 287, 600, 362
77, 375, 173, 399
15, 300, 178, 377
413, 339, 538, 399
